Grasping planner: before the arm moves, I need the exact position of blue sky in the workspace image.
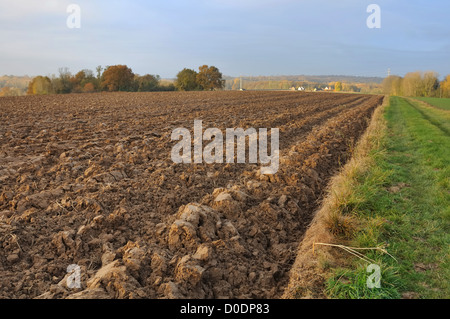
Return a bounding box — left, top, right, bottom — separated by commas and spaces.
0, 0, 449, 78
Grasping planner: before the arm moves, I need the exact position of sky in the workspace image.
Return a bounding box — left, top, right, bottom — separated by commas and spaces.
0, 0, 449, 79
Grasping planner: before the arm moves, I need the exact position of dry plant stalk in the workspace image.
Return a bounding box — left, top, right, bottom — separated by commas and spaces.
312, 242, 397, 264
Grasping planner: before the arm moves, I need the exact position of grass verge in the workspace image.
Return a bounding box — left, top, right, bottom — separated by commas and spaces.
324, 96, 449, 299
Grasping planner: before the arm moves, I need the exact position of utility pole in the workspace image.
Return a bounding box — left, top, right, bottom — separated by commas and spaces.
240, 76, 242, 90
387, 68, 391, 77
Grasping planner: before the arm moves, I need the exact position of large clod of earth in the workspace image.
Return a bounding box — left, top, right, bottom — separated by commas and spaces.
0, 91, 383, 299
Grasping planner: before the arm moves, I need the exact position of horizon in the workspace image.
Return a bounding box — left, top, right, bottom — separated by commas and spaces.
0, 73, 387, 81
1, 0, 449, 79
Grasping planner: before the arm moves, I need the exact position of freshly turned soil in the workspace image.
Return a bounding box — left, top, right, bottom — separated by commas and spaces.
0, 91, 383, 299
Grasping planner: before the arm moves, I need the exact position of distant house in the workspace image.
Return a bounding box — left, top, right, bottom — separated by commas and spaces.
298, 86, 305, 91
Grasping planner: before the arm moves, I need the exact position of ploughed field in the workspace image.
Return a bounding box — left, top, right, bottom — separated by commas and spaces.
0, 91, 383, 298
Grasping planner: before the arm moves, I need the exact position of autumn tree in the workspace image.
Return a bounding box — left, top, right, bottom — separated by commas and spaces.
196, 65, 225, 91
391, 76, 402, 95
441, 75, 450, 98
83, 82, 96, 93
421, 71, 439, 97
27, 76, 52, 95
402, 72, 422, 97
100, 65, 135, 92
70, 70, 85, 92
382, 75, 403, 96
175, 68, 199, 91
382, 76, 393, 95
334, 81, 342, 92
135, 74, 160, 92
51, 67, 73, 94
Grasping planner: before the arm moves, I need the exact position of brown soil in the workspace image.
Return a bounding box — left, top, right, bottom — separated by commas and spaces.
0, 91, 383, 299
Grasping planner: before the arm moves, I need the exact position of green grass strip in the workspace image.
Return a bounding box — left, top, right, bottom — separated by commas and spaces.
326, 96, 450, 299
414, 97, 450, 111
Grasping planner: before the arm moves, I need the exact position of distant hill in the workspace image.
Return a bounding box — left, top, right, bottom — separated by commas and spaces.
0, 75, 32, 95
224, 75, 384, 84
223, 74, 384, 93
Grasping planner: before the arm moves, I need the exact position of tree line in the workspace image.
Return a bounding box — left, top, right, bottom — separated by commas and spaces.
27, 65, 174, 95
26, 64, 225, 95
382, 71, 450, 97
174, 65, 225, 91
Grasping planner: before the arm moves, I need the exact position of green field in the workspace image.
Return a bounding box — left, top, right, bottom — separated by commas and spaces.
326, 96, 450, 299
413, 97, 450, 110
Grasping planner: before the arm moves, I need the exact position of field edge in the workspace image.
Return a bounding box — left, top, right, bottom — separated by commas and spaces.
282, 95, 388, 299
